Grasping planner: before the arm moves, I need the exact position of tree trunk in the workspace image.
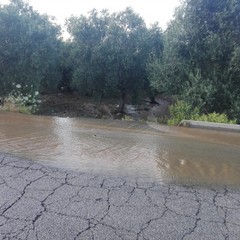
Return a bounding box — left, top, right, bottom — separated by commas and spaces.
119, 91, 126, 113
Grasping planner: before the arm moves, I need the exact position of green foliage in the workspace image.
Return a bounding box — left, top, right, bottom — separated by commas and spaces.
66, 9, 111, 98
197, 112, 236, 124
228, 97, 240, 124
148, 0, 240, 122
2, 83, 41, 113
147, 58, 167, 94
0, 0, 61, 96
66, 8, 164, 112
168, 101, 236, 125
168, 101, 200, 125
181, 70, 217, 111
1, 0, 239, 122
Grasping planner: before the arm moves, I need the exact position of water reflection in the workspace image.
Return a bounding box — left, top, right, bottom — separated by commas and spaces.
0, 111, 240, 186
155, 138, 240, 185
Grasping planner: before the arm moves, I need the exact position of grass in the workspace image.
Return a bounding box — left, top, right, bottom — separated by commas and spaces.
0, 100, 31, 114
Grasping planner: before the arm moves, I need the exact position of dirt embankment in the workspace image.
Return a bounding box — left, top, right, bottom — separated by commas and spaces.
37, 93, 172, 122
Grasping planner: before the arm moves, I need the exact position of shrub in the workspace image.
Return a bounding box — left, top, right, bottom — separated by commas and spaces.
197, 112, 236, 124
168, 101, 236, 125
1, 83, 41, 114
167, 101, 200, 125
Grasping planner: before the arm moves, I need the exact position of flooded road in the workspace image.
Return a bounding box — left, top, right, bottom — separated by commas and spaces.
0, 111, 240, 186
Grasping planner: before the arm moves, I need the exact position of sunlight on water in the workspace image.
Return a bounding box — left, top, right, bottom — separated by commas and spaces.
1, 111, 240, 186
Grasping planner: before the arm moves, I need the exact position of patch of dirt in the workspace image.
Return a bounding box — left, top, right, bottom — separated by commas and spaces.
37, 93, 172, 122
37, 93, 117, 118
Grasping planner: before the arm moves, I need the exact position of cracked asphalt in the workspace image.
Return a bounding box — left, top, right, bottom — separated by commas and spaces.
0, 153, 240, 240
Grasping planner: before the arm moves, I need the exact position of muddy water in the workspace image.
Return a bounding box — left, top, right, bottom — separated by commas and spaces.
1, 112, 240, 186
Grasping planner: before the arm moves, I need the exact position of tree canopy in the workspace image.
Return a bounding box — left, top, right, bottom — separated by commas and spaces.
0, 0, 61, 95
148, 0, 240, 121
67, 8, 163, 111
0, 0, 240, 121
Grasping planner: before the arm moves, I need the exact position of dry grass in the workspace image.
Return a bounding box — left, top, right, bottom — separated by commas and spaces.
0, 100, 31, 114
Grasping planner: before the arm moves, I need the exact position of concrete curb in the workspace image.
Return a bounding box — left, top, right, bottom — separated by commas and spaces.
180, 120, 240, 132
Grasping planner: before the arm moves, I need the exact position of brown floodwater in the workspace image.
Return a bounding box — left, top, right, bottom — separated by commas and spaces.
0, 111, 240, 186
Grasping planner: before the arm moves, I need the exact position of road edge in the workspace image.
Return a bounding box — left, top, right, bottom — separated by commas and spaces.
180, 120, 240, 132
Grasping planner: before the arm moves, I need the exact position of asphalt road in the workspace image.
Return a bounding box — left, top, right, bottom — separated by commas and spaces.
0, 153, 240, 240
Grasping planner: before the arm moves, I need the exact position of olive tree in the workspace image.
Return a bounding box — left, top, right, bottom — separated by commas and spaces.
0, 0, 61, 96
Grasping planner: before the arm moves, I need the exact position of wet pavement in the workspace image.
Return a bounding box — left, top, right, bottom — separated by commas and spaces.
1, 153, 240, 240
1, 112, 240, 186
